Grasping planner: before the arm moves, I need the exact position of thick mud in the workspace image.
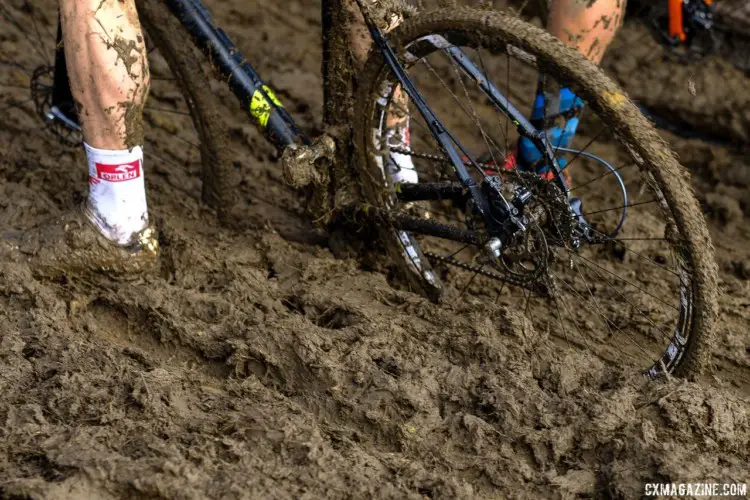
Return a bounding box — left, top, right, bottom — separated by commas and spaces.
0, 0, 748, 498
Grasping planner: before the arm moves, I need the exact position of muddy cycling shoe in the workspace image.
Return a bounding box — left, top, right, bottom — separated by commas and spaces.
517, 86, 583, 184
0, 207, 159, 279
475, 87, 582, 187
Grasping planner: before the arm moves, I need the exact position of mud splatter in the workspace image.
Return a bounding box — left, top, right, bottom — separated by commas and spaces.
0, 0, 748, 498
119, 98, 146, 148
109, 36, 140, 75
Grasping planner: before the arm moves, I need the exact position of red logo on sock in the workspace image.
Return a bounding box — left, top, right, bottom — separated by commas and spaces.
95, 159, 141, 182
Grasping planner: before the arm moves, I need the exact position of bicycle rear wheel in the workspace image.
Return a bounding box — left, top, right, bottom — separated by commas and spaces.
354, 7, 719, 377
0, 0, 237, 218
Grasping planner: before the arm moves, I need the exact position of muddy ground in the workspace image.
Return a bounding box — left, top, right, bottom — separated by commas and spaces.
0, 0, 748, 498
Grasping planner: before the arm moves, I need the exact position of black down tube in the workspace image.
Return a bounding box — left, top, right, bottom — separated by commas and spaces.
165, 0, 309, 150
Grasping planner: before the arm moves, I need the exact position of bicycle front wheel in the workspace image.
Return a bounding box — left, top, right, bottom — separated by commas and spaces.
354, 7, 719, 377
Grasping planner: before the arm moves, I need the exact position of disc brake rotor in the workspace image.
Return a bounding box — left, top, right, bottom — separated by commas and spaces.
390, 147, 582, 293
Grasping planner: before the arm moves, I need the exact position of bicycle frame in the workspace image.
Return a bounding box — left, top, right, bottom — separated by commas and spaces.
51, 0, 566, 242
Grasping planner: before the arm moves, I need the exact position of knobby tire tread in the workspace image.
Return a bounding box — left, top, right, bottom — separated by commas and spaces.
135, 0, 238, 220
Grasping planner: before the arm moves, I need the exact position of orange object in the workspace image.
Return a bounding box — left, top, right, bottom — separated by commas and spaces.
668, 0, 687, 41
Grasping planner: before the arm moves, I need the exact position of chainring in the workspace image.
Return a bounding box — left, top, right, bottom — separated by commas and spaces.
387, 147, 580, 294
30, 65, 82, 148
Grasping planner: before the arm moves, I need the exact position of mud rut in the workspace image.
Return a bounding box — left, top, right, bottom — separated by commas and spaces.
0, 0, 748, 498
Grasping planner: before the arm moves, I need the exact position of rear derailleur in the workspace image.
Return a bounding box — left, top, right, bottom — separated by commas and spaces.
471, 172, 595, 284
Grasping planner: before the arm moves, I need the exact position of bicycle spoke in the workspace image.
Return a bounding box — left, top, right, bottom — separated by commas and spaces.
547, 272, 593, 352
564, 247, 618, 341
559, 224, 673, 354
546, 201, 677, 362
0, 58, 30, 73
421, 57, 507, 163
444, 49, 505, 171
0, 98, 34, 116
548, 279, 569, 337
145, 106, 191, 117
568, 162, 637, 193
446, 244, 469, 260
547, 205, 642, 358
562, 128, 608, 172
0, 4, 50, 68
583, 199, 657, 216
172, 133, 200, 150
459, 269, 480, 298
29, 10, 53, 68
549, 269, 656, 365
494, 278, 508, 304
581, 223, 682, 277
571, 251, 679, 312
608, 237, 670, 242
0, 83, 29, 90
475, 47, 510, 149
522, 284, 533, 316
567, 253, 678, 347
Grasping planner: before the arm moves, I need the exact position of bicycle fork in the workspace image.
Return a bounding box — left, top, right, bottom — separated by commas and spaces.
353, 0, 571, 249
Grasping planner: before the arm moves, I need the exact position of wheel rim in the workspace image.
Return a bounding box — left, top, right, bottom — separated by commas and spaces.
364, 28, 695, 377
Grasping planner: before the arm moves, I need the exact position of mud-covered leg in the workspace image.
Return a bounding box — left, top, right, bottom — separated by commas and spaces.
547, 0, 626, 63
60, 0, 152, 244
0, 0, 158, 279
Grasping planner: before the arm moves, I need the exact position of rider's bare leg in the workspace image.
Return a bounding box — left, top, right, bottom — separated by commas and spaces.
547, 0, 626, 63
60, 0, 151, 245
0, 0, 157, 278
515, 0, 626, 178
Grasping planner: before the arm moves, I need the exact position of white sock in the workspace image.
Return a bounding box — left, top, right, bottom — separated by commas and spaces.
386, 117, 419, 185
84, 143, 149, 245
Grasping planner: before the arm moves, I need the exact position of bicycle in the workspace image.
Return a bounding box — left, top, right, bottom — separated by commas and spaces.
618, 0, 750, 73
0, 0, 719, 378
648, 0, 715, 52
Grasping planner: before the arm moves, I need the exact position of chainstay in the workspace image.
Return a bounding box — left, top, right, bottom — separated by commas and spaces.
423, 251, 548, 295
390, 147, 497, 170
393, 146, 547, 294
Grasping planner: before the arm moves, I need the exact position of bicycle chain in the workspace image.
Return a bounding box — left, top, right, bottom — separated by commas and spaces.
390, 146, 552, 294
423, 250, 547, 295
389, 147, 496, 171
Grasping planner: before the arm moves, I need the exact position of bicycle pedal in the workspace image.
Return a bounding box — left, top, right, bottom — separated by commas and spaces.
281, 134, 335, 189
403, 200, 432, 220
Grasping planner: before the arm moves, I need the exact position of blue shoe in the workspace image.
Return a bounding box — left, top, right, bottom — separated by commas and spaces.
517, 87, 584, 182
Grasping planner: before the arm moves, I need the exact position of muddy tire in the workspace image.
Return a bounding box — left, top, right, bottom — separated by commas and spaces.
135, 0, 237, 220
354, 7, 719, 376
